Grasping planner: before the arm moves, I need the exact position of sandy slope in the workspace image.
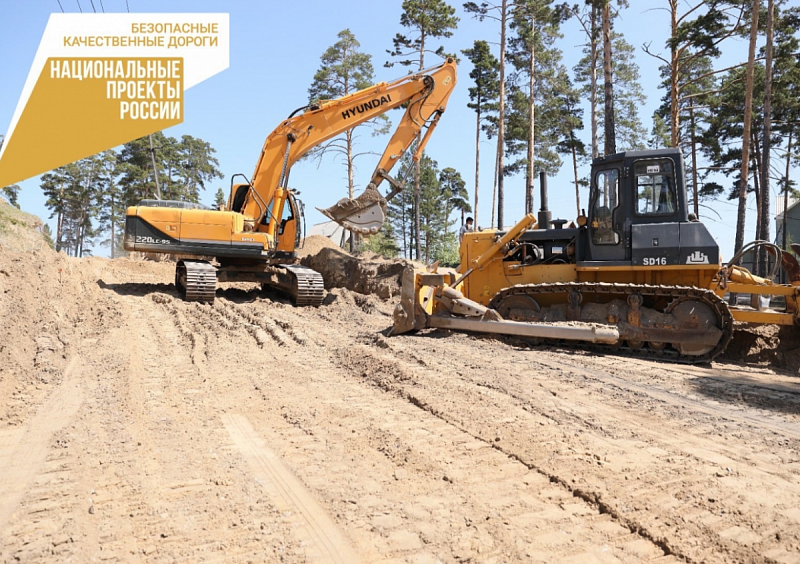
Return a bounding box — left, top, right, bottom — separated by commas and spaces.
1, 247, 799, 564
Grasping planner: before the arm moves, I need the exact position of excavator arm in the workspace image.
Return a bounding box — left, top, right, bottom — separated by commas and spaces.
238, 58, 457, 237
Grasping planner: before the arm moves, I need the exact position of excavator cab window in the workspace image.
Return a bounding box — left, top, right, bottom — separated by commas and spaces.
591, 169, 620, 245
278, 197, 295, 235
634, 159, 676, 216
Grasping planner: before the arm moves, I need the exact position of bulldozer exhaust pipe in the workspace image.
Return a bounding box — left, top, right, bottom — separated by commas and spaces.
538, 171, 552, 229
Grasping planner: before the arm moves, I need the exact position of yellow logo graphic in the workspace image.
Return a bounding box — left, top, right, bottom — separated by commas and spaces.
0, 57, 183, 187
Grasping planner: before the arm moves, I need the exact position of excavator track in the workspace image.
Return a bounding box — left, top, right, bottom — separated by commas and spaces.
488, 282, 734, 364
280, 264, 325, 307
176, 260, 217, 303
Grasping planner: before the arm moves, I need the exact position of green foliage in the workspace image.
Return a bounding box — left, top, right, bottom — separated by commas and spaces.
0, 137, 20, 208
214, 187, 226, 209
309, 29, 377, 102
387, 152, 466, 262
574, 31, 648, 152
1, 184, 19, 208
648, 113, 671, 149
462, 39, 500, 130
117, 132, 222, 204
388, 0, 459, 68
40, 132, 221, 256
41, 223, 55, 249
504, 0, 571, 178
307, 29, 389, 204
361, 227, 400, 258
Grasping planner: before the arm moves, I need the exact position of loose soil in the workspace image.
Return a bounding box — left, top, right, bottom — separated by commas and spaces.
2, 229, 800, 563
301, 235, 417, 298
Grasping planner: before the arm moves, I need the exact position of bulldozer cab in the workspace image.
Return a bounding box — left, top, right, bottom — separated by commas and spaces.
585, 149, 692, 264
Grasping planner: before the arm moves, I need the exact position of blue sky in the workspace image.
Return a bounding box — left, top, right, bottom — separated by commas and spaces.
0, 0, 775, 258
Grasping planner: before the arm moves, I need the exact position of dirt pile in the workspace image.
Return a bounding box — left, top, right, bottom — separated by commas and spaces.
0, 197, 52, 253
300, 237, 414, 299
721, 322, 800, 373
297, 234, 341, 258
0, 246, 79, 426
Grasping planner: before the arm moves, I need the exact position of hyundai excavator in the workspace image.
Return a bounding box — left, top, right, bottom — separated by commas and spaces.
124, 59, 457, 305
393, 148, 800, 364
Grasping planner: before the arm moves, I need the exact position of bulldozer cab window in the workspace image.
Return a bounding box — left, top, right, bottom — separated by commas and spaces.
634, 160, 676, 216
591, 169, 620, 245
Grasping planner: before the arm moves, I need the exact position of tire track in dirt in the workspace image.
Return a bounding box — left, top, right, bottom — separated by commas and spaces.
0, 357, 83, 532
223, 296, 678, 563
222, 413, 363, 564
364, 330, 800, 564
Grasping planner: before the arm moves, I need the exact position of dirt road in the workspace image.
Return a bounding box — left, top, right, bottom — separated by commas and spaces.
1, 249, 799, 563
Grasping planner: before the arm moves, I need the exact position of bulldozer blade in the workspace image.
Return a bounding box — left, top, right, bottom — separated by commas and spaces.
426, 315, 620, 344
317, 188, 387, 235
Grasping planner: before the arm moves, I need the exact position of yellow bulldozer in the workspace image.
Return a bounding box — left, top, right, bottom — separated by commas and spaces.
392, 148, 800, 364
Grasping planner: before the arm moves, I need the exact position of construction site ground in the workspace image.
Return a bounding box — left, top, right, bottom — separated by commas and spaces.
2, 234, 800, 563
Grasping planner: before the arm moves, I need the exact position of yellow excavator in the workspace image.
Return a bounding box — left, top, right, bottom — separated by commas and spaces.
124, 58, 457, 305
392, 148, 800, 364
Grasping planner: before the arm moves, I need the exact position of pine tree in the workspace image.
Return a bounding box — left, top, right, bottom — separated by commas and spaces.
462, 40, 500, 229
309, 29, 389, 251
643, 0, 746, 148
574, 30, 647, 155
505, 0, 569, 215
95, 151, 125, 258
465, 0, 510, 227
0, 138, 20, 208
117, 133, 221, 205
41, 224, 55, 250
214, 188, 227, 209
553, 77, 587, 216
174, 135, 224, 203
439, 167, 471, 226
388, 0, 459, 258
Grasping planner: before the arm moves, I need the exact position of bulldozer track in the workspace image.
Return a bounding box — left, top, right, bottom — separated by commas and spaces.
489, 282, 735, 364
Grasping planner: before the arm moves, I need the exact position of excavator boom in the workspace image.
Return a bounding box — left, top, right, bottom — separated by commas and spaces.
241, 58, 457, 236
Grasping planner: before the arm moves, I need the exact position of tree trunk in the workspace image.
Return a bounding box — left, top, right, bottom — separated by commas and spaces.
414, 33, 427, 260
491, 147, 499, 228
497, 0, 508, 229
572, 142, 581, 216
783, 129, 792, 252
735, 0, 760, 255
602, 1, 616, 156
752, 131, 762, 243
759, 0, 774, 276
474, 107, 481, 229
110, 190, 115, 259
526, 10, 536, 216
689, 100, 700, 217
669, 0, 680, 148
56, 185, 63, 252
148, 134, 162, 200
414, 160, 421, 259
347, 129, 355, 252
590, 4, 599, 158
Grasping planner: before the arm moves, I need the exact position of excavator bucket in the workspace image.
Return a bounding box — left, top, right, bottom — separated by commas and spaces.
317, 187, 387, 235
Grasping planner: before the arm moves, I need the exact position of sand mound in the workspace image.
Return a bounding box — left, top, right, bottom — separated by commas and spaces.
721, 323, 800, 374
300, 245, 412, 299
297, 235, 344, 258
